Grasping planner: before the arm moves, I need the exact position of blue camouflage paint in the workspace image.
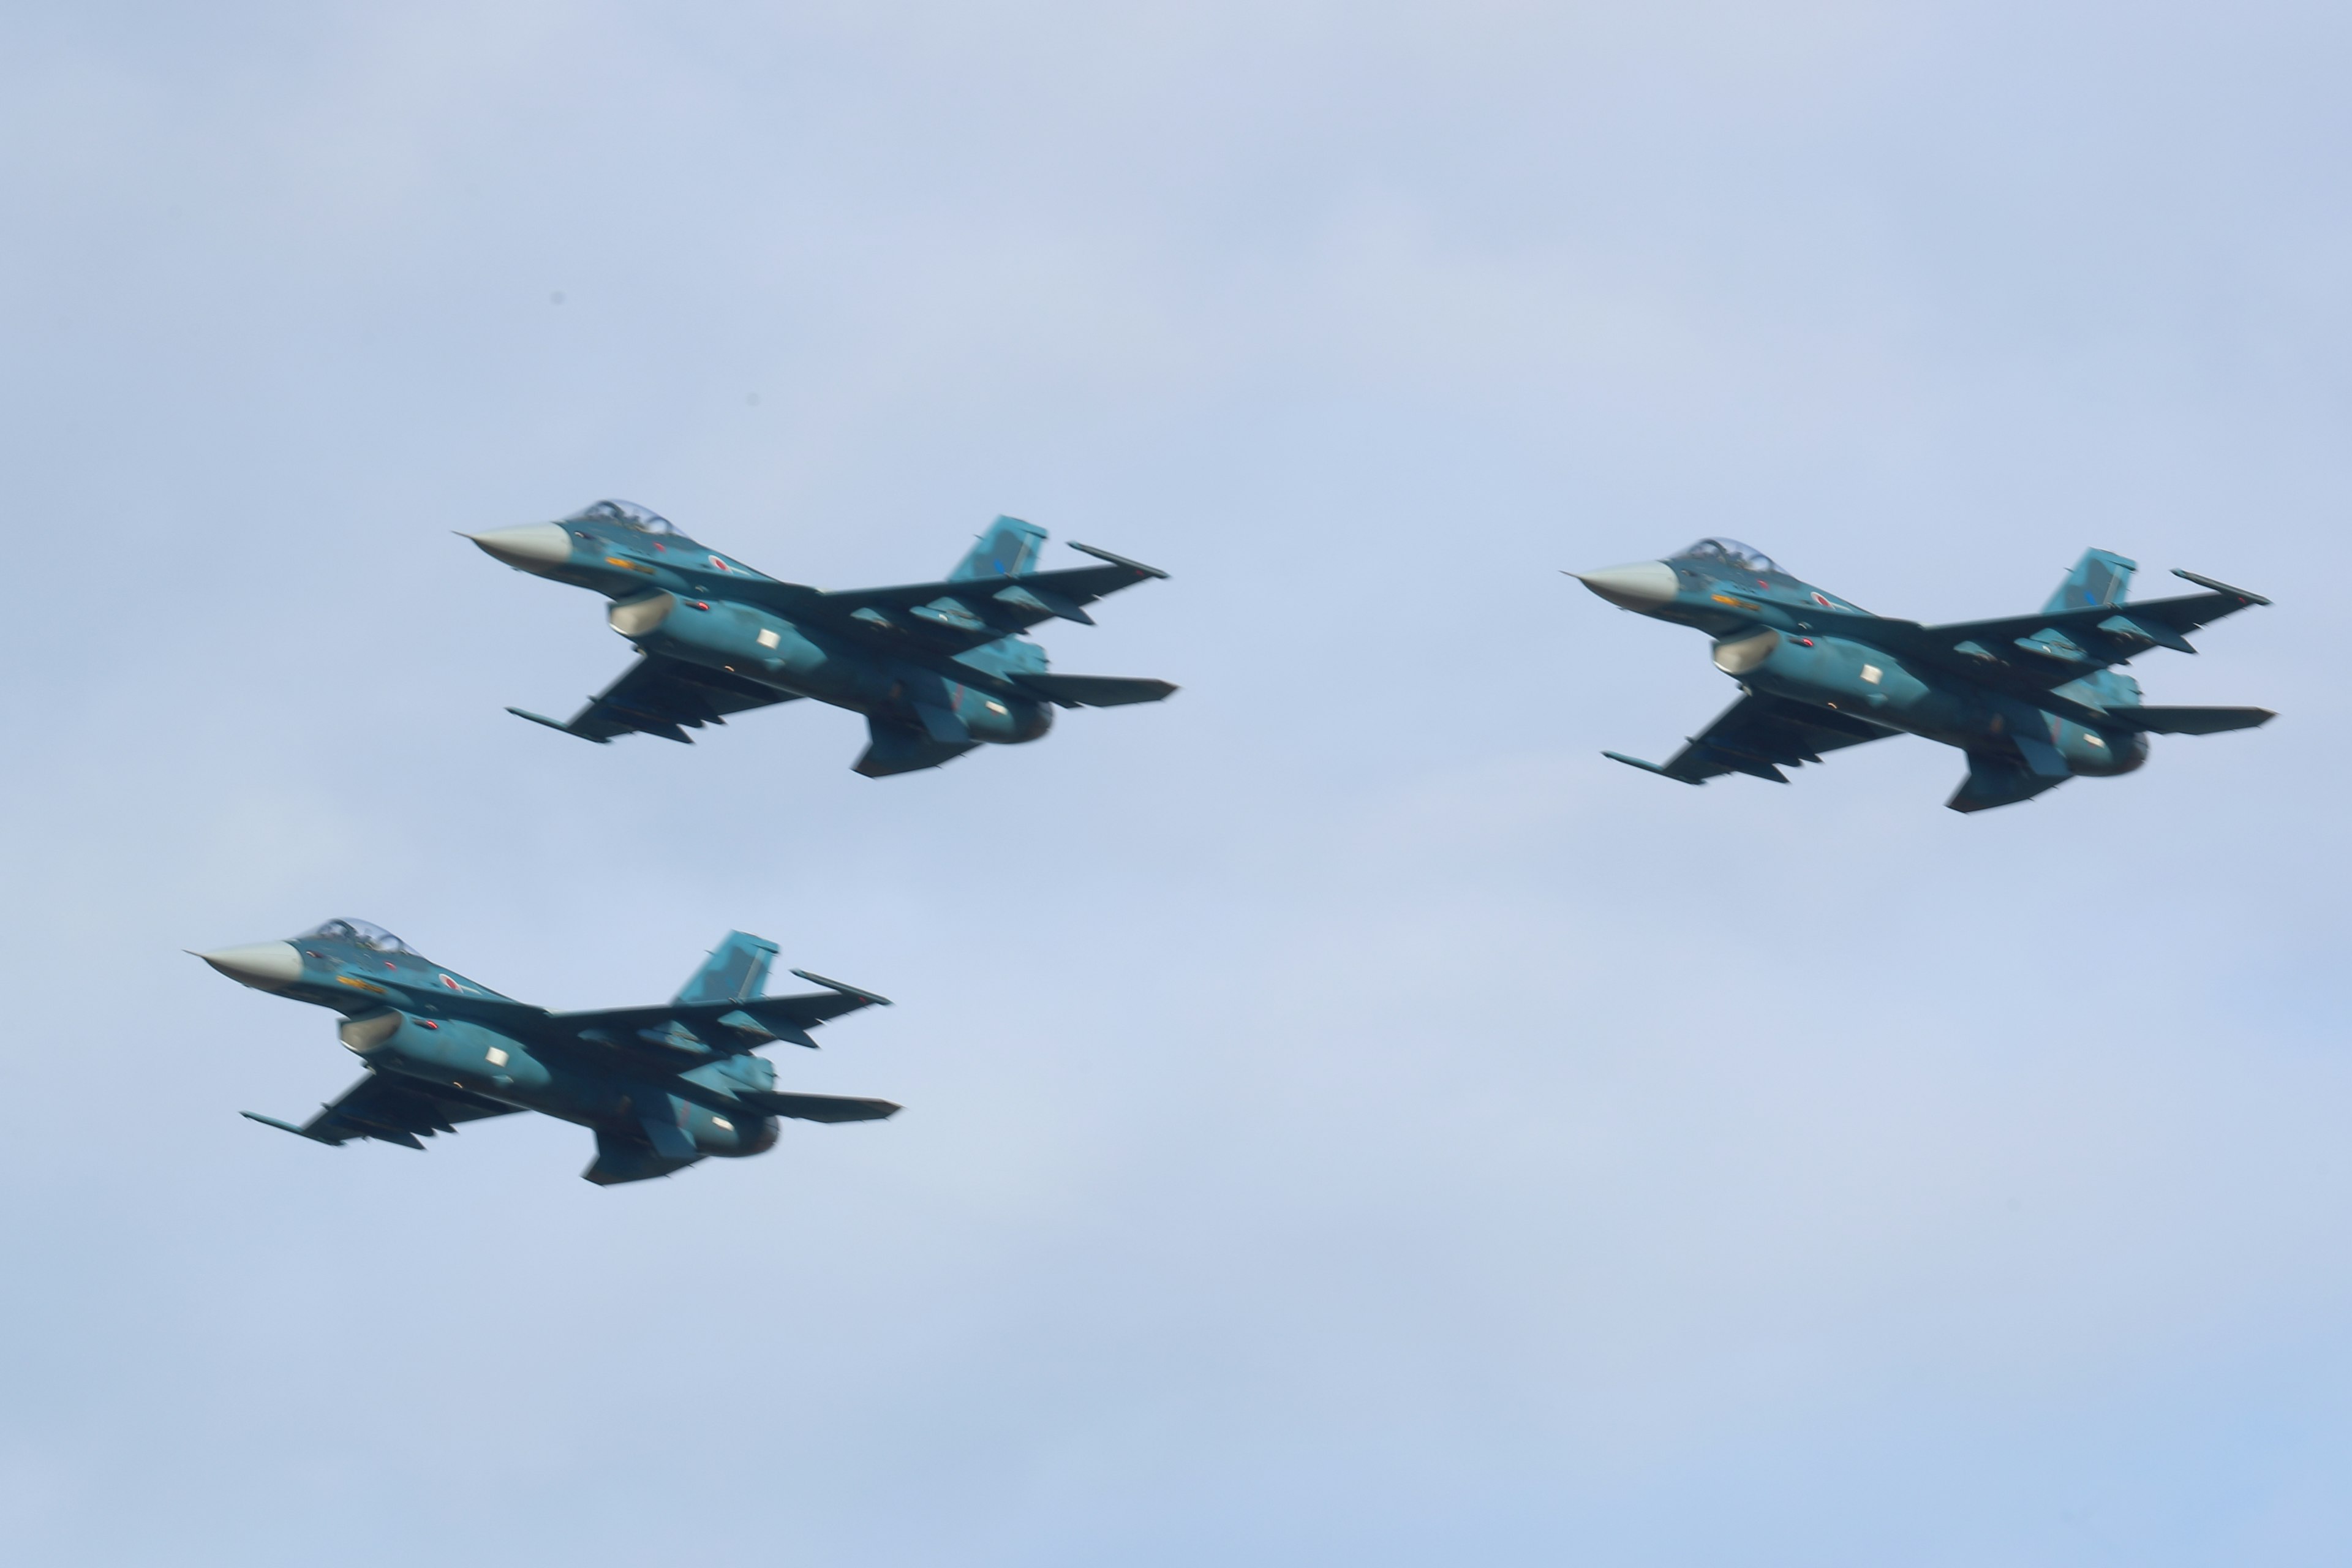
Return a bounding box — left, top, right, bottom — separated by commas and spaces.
1575, 539, 2273, 813
469, 500, 1173, 777
199, 918, 897, 1185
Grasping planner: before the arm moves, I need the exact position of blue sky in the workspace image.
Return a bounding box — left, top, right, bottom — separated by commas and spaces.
2, 2, 2347, 1562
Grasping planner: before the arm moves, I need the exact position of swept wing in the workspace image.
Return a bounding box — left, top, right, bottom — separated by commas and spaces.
244, 1071, 519, 1150
1810, 572, 2269, 692
1608, 691, 1899, 784
530, 973, 889, 1065
510, 654, 799, 744
741, 543, 1169, 658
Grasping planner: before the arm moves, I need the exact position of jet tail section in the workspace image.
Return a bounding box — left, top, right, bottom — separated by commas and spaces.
948, 516, 1047, 582
676, 931, 778, 1006
2043, 548, 2138, 614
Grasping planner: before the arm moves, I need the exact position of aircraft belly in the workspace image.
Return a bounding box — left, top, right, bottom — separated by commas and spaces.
1869, 688, 1993, 752
622, 601, 1052, 746
1743, 636, 2014, 752
383, 1064, 781, 1154
1795, 684, 2139, 777
508, 1068, 633, 1128
352, 1015, 632, 1127
626, 607, 895, 710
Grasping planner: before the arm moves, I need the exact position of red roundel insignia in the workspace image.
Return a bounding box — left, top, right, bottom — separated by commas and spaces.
440, 974, 461, 990
1812, 592, 1832, 607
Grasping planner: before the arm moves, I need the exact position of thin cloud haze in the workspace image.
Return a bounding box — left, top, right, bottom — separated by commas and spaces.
0, 3, 2345, 1564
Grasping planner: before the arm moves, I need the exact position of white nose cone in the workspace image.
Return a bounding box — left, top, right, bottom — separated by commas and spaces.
466, 523, 572, 570
1577, 560, 1678, 610
196, 941, 303, 992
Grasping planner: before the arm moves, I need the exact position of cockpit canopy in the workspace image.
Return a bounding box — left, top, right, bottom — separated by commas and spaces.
566, 499, 677, 536
298, 918, 417, 956
1676, 537, 1779, 575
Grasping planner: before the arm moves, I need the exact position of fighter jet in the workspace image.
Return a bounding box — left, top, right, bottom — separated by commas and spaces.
199, 919, 897, 1185
1574, 540, 2274, 812
467, 500, 1175, 776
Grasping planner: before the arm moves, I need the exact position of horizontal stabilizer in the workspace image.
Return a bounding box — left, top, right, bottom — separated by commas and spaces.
737, 1090, 901, 1123
2099, 705, 2275, 736
1016, 673, 1177, 709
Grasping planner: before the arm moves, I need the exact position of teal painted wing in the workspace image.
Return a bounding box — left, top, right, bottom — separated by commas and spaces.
244, 1071, 518, 1150
1608, 692, 1898, 785
532, 982, 887, 1065
510, 654, 797, 744
1813, 572, 2269, 690
750, 543, 1168, 656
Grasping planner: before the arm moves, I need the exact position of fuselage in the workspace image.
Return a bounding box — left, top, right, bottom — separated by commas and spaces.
200, 927, 778, 1159
1578, 543, 2149, 778
469, 507, 1052, 745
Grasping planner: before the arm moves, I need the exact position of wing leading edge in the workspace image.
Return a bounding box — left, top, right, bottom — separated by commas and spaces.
511, 654, 799, 744
1808, 571, 2270, 691
1607, 691, 1899, 785
244, 1071, 519, 1150
747, 542, 1169, 657
537, 973, 889, 1058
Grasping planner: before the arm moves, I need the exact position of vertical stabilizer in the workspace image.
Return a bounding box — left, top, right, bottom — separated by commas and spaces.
676, 931, 778, 1006
949, 516, 1046, 582
2043, 548, 2138, 614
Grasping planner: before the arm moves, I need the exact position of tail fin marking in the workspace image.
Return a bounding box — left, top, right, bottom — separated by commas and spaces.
2044, 548, 2138, 614
676, 932, 778, 1006
949, 516, 1046, 582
